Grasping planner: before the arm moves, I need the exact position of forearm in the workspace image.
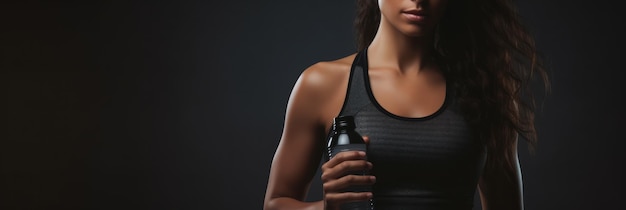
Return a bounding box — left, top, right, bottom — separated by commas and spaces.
479, 143, 524, 210
264, 197, 323, 210
479, 176, 523, 210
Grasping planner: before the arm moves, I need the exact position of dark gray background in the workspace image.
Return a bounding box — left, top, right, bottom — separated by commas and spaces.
3, 0, 625, 209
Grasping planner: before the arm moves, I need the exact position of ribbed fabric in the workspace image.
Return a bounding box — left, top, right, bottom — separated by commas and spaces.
331, 49, 487, 210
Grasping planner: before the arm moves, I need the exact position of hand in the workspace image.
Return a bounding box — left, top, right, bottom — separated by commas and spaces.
321, 136, 375, 210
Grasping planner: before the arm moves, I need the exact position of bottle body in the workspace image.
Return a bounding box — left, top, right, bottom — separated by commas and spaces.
327, 116, 373, 210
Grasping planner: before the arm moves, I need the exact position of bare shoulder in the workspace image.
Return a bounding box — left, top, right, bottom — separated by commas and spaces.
288, 53, 357, 127
295, 53, 357, 96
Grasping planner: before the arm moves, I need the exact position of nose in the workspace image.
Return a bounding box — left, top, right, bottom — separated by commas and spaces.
412, 0, 429, 7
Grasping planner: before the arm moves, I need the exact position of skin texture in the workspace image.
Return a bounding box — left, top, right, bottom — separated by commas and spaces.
264, 0, 524, 209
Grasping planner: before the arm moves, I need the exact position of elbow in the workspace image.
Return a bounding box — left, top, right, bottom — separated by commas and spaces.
263, 197, 278, 210
263, 198, 272, 210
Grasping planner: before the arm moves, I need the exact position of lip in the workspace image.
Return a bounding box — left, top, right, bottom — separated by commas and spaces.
402, 9, 428, 22
402, 9, 428, 16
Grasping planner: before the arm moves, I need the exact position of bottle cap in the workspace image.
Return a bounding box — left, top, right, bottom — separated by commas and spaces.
333, 115, 355, 129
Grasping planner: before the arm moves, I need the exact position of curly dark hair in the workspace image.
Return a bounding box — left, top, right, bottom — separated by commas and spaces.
355, 0, 550, 180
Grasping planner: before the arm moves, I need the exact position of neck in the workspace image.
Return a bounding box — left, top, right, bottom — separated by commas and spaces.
367, 18, 435, 73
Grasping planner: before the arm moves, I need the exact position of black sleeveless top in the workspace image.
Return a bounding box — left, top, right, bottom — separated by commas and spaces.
328, 49, 487, 210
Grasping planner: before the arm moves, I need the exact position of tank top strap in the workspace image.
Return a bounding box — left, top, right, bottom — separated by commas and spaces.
338, 49, 372, 117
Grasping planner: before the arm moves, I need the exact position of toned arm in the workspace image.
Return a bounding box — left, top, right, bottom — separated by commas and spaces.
478, 136, 524, 210
263, 62, 349, 210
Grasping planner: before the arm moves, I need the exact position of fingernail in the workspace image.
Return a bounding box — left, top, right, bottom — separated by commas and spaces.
370, 176, 376, 182
358, 151, 366, 156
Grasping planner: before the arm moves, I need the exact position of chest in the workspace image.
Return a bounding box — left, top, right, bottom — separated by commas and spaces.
352, 104, 485, 180
367, 70, 447, 119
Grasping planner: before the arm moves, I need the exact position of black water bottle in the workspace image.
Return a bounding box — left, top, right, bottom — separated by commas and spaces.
327, 115, 373, 210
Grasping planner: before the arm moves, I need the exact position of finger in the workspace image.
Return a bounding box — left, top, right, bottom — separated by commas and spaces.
322, 151, 366, 170
321, 160, 372, 182
325, 191, 373, 206
322, 175, 376, 192
362, 136, 370, 145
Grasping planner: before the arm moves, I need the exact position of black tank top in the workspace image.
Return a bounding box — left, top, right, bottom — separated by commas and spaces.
329, 49, 487, 209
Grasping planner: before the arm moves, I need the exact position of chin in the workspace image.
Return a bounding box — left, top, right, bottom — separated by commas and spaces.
400, 26, 431, 38
404, 31, 427, 37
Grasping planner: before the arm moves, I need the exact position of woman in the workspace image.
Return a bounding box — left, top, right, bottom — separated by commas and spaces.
264, 0, 548, 209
